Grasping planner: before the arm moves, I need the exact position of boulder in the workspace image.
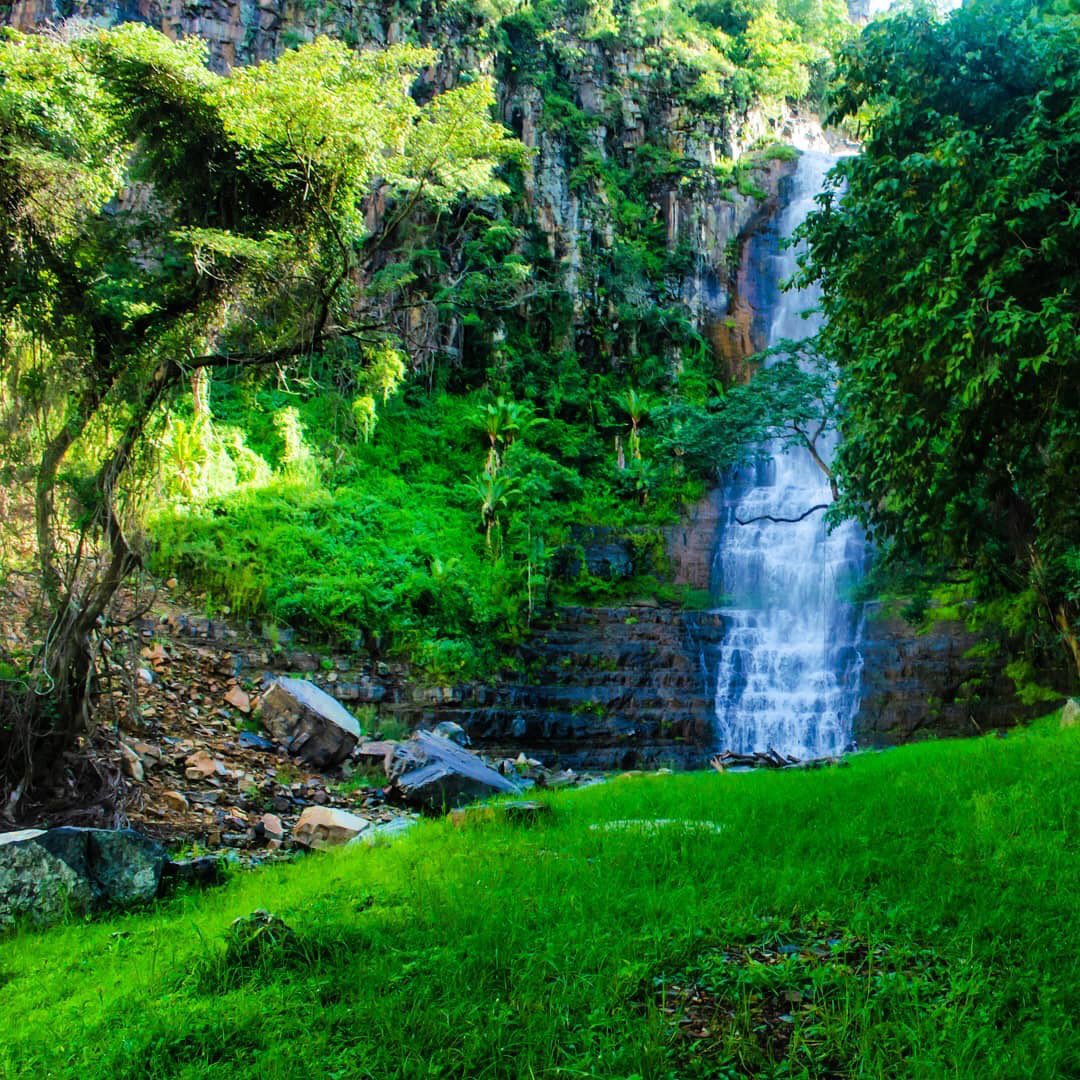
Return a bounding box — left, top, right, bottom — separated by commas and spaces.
1061, 698, 1080, 728
389, 731, 522, 812
0, 827, 166, 928
260, 677, 361, 767
292, 806, 371, 849
259, 813, 285, 841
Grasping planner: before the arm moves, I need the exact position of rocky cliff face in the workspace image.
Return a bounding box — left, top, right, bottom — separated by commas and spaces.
386, 605, 727, 769
854, 606, 1064, 746
3, 0, 819, 373
13, 1, 1042, 763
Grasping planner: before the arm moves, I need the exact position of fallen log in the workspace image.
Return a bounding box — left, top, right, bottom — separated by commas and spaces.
710, 748, 839, 772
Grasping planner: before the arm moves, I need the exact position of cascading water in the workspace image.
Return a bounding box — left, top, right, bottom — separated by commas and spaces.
711, 151, 868, 759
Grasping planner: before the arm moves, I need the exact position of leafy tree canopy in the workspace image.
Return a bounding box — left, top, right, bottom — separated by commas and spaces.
0, 23, 522, 791
797, 0, 1080, 673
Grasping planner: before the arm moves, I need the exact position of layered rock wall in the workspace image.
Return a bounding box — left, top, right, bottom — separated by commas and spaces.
854, 606, 1064, 746
2, 0, 812, 371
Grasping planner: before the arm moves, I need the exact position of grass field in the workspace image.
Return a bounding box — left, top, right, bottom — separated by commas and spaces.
3, 717, 1077, 1079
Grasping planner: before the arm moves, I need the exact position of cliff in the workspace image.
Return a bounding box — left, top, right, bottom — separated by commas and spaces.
2, 0, 832, 375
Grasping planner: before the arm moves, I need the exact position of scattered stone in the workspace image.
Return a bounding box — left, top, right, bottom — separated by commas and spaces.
353, 740, 398, 774
238, 731, 275, 751
161, 790, 190, 812
292, 806, 371, 849
120, 742, 144, 782
188, 791, 224, 806
137, 667, 155, 685
259, 813, 284, 841
185, 750, 225, 780
224, 685, 252, 713
1061, 698, 1079, 728
260, 677, 361, 767
130, 742, 161, 766
432, 720, 470, 746
0, 827, 166, 927
141, 642, 168, 664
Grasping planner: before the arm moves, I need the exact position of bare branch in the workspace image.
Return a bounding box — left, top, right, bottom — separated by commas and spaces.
735, 503, 829, 526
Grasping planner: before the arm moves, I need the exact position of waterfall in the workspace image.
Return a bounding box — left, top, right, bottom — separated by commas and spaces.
711, 151, 868, 759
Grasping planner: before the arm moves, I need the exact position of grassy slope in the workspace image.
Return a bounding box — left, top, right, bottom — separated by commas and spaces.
3, 719, 1077, 1079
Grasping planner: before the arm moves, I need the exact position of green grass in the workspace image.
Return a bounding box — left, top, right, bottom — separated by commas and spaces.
3, 718, 1078, 1078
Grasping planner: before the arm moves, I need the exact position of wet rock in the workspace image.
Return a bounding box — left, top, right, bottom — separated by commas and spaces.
161, 856, 225, 890
856, 608, 1068, 744
292, 806, 371, 849
260, 677, 361, 767
389, 731, 521, 812
0, 827, 166, 928
433, 721, 470, 746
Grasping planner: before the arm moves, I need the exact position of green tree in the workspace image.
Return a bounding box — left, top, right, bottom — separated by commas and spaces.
797, 0, 1080, 676
0, 25, 522, 799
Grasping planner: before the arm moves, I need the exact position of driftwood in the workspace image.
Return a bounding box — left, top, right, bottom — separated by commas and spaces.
710, 748, 842, 771
389, 731, 522, 812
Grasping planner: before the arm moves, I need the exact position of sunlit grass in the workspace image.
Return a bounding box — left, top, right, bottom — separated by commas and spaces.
3, 716, 1077, 1078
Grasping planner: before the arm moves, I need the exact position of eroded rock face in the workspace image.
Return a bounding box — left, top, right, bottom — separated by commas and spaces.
1, 0, 804, 375
383, 606, 728, 770
854, 606, 1066, 746
0, 827, 166, 928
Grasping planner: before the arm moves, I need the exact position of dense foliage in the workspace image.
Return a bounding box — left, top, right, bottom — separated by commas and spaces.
799, 0, 1080, 677
0, 24, 519, 787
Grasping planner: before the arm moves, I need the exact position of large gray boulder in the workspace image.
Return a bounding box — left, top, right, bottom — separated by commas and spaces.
260, 677, 361, 767
0, 827, 166, 929
389, 731, 522, 812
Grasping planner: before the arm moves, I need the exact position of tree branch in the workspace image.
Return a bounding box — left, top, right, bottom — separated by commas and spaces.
735, 503, 829, 526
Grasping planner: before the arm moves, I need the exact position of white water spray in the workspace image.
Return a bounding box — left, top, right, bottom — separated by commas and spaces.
712, 152, 867, 759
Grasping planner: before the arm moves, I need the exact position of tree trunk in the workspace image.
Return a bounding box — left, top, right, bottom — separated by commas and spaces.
1054, 605, 1080, 682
